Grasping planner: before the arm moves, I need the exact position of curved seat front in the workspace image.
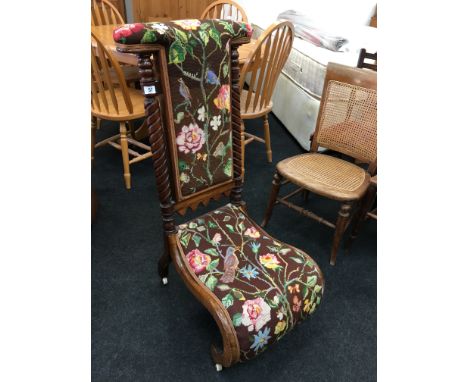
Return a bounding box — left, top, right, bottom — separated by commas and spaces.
177, 203, 324, 361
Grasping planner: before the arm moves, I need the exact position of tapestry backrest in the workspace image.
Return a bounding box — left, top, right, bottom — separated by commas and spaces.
114, 20, 253, 202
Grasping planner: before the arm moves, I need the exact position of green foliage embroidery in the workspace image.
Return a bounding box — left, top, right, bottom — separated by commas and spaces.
141, 30, 156, 43
192, 234, 201, 247
175, 111, 185, 123
307, 275, 317, 287
168, 40, 186, 64
180, 232, 191, 247
219, 20, 235, 34
232, 312, 242, 327
290, 257, 303, 264
199, 30, 209, 46
217, 284, 231, 291
222, 293, 234, 308
205, 248, 219, 257
205, 275, 218, 291
223, 158, 233, 177
208, 27, 222, 48
222, 63, 229, 78
175, 29, 188, 44
206, 258, 219, 271
226, 224, 235, 233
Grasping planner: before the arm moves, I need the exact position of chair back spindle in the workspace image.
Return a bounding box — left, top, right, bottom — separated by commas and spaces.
200, 0, 248, 23
91, 0, 125, 26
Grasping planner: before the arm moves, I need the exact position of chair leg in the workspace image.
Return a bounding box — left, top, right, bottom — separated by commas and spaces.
345, 182, 377, 251
302, 189, 310, 201
119, 122, 131, 189
330, 201, 352, 265
91, 116, 97, 165
262, 171, 283, 227
241, 121, 246, 178
158, 237, 171, 285
263, 114, 272, 163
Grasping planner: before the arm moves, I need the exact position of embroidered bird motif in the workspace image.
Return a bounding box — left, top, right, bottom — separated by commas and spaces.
178, 78, 192, 104
220, 246, 239, 284
205, 69, 220, 85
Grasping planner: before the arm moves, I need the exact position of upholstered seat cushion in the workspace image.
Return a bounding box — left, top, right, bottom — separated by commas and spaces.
177, 203, 324, 361
277, 153, 370, 201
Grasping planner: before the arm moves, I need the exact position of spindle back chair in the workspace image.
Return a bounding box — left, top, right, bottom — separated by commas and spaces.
91, 0, 125, 26
200, 0, 248, 23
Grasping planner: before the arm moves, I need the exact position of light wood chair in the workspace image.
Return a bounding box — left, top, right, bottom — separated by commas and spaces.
262, 63, 377, 265
91, 0, 124, 26
200, 0, 248, 23
239, 21, 294, 167
91, 32, 151, 189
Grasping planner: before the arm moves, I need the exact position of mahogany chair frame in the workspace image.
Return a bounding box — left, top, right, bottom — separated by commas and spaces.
91, 32, 151, 189
117, 34, 251, 367
357, 48, 377, 71
262, 63, 377, 265
239, 21, 294, 167
91, 0, 125, 26
200, 0, 249, 23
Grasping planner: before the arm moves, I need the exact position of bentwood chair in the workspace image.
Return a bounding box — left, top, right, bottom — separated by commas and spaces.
113, 19, 324, 370
91, 32, 151, 189
240, 21, 294, 167
91, 0, 124, 26
200, 0, 249, 23
262, 63, 377, 265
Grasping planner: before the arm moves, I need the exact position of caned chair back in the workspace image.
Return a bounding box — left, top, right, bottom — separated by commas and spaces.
311, 62, 377, 164
91, 0, 125, 26
239, 21, 294, 115
200, 0, 248, 23
91, 32, 133, 116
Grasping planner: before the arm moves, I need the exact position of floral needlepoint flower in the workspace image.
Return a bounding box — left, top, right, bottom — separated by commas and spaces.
274, 320, 286, 335
276, 307, 286, 320
197, 106, 207, 122
179, 172, 190, 184
210, 115, 222, 131
241, 297, 271, 332
176, 123, 205, 154
239, 264, 259, 280
113, 23, 145, 41
173, 19, 201, 30
292, 295, 302, 312
186, 249, 211, 275
150, 22, 168, 34
303, 299, 315, 314
206, 69, 220, 85
250, 327, 271, 352
244, 227, 260, 239
214, 85, 231, 112
259, 253, 281, 270
288, 283, 300, 294
249, 242, 261, 254
273, 295, 280, 304
211, 233, 222, 245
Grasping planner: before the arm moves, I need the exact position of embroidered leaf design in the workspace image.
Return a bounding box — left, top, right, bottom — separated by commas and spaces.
214, 142, 226, 157
175, 111, 185, 123
222, 293, 234, 308
238, 222, 246, 231
180, 232, 191, 247
197, 218, 205, 225
168, 40, 186, 64
185, 42, 194, 57
205, 275, 218, 291
206, 259, 219, 271
205, 248, 219, 257
208, 221, 217, 228
196, 226, 206, 232
290, 257, 303, 264
188, 222, 197, 229
199, 30, 209, 46
192, 234, 201, 247
223, 215, 231, 222
267, 246, 280, 253
175, 28, 188, 44
232, 289, 245, 300
316, 296, 321, 305
222, 63, 229, 78
219, 20, 235, 34
141, 30, 156, 43
279, 248, 291, 255
232, 312, 242, 327
217, 284, 231, 291
302, 285, 309, 298
307, 275, 317, 287
199, 274, 208, 283
226, 224, 235, 233
314, 284, 322, 294
208, 27, 222, 48
200, 22, 210, 30
223, 158, 233, 177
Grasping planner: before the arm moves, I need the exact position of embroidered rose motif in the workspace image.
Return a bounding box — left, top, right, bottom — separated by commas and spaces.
241, 297, 271, 332
113, 23, 145, 41
214, 85, 231, 112
173, 19, 201, 30
259, 253, 281, 269
243, 23, 254, 38
244, 227, 260, 238
186, 249, 211, 275
176, 123, 206, 154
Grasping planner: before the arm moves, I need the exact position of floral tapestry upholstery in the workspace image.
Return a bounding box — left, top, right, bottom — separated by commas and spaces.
178, 203, 324, 361
114, 20, 253, 198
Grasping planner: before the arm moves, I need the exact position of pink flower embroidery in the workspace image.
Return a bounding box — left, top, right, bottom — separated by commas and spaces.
244, 227, 260, 239
259, 253, 281, 270
186, 249, 211, 275
113, 23, 145, 41
212, 233, 222, 244
244, 23, 253, 38
292, 295, 302, 312
176, 123, 206, 154
241, 297, 271, 332
214, 85, 231, 112
173, 19, 201, 30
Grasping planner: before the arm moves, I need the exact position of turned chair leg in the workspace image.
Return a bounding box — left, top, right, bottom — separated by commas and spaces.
241, 121, 246, 178
158, 237, 171, 285
262, 171, 283, 227
263, 114, 272, 163
91, 116, 97, 165
119, 122, 131, 189
330, 201, 352, 265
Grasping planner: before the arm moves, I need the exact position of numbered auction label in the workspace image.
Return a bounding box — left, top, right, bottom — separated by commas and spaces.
143, 85, 156, 95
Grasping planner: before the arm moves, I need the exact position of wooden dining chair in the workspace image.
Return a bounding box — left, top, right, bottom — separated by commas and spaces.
113, 19, 324, 370
239, 21, 294, 167
200, 0, 249, 23
262, 63, 377, 265
91, 32, 151, 189
357, 48, 377, 71
91, 0, 124, 26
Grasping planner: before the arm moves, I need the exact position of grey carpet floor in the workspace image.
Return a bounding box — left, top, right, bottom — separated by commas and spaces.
92, 115, 376, 382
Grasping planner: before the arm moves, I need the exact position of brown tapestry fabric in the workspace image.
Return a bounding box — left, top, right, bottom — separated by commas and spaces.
178, 203, 324, 361
114, 20, 253, 197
